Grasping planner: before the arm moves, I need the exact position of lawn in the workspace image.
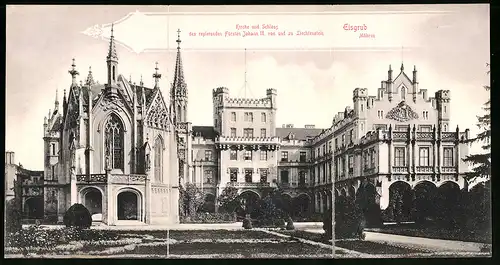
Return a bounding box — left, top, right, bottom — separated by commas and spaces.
365, 225, 492, 244
5, 227, 333, 258
335, 240, 431, 255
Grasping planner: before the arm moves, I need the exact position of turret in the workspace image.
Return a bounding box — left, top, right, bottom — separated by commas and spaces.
266, 88, 277, 109
435, 90, 451, 131
106, 24, 119, 88
387, 65, 393, 101
170, 29, 188, 124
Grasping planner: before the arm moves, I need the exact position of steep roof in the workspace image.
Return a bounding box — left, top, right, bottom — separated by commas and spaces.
192, 126, 218, 139
276, 128, 323, 141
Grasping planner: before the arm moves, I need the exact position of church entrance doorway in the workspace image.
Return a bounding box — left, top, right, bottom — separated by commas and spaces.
82, 188, 103, 222
117, 191, 140, 221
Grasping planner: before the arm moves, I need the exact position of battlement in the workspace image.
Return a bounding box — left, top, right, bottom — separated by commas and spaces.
435, 90, 451, 100
213, 87, 229, 96
353, 87, 368, 98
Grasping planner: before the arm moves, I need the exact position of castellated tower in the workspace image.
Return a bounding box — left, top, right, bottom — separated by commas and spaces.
435, 90, 451, 132
352, 87, 368, 140
212, 87, 229, 136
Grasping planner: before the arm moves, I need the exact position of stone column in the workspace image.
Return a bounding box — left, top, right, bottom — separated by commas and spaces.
145, 167, 152, 224
70, 167, 77, 205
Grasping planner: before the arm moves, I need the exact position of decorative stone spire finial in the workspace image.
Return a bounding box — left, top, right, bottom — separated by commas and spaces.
68, 58, 79, 85
153, 62, 162, 88
176, 28, 182, 49
140, 74, 144, 87
107, 23, 118, 62
400, 62, 404, 72
55, 89, 59, 110
412, 65, 417, 83
86, 66, 95, 86
388, 64, 393, 81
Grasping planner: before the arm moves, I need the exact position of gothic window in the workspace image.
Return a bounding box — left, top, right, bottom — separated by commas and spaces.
260, 151, 267, 161
52, 143, 56, 155
394, 147, 406, 167
443, 147, 454, 167
401, 87, 406, 100
230, 128, 237, 137
230, 150, 238, 160
299, 151, 306, 162
281, 151, 288, 162
104, 114, 124, 171
204, 150, 213, 161
229, 168, 238, 182
112, 66, 116, 82
261, 112, 267, 122
280, 170, 289, 183
419, 147, 430, 166
348, 155, 354, 174
260, 169, 268, 183
244, 150, 252, 161
260, 128, 266, 138
231, 112, 236, 122
204, 170, 213, 184
51, 165, 55, 180
244, 169, 253, 183
243, 128, 254, 138
154, 137, 163, 182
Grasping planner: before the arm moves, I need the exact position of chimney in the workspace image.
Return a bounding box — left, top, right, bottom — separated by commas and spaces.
5, 151, 15, 165
305, 125, 316, 129
286, 124, 294, 128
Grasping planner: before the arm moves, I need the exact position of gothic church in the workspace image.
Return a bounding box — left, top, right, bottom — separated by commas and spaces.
42, 26, 187, 225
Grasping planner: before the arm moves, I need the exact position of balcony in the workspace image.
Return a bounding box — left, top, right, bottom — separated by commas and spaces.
441, 166, 457, 173
416, 132, 434, 141
392, 132, 409, 141
76, 174, 107, 183
392, 166, 408, 173
279, 159, 311, 166
416, 166, 433, 173
226, 182, 276, 189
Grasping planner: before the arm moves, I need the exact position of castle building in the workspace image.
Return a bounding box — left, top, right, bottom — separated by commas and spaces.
12, 27, 470, 224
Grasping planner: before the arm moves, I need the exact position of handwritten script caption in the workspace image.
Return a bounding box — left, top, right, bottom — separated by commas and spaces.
189, 24, 324, 38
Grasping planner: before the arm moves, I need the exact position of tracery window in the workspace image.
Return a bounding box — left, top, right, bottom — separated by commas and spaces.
154, 137, 163, 182
104, 114, 124, 171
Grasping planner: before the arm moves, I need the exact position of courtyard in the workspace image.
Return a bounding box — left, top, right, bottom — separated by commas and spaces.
4, 222, 491, 258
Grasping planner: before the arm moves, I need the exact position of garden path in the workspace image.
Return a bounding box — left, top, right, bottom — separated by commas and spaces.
364, 231, 486, 253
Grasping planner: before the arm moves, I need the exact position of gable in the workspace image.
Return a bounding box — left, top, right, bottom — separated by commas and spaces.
145, 89, 170, 130
392, 71, 413, 94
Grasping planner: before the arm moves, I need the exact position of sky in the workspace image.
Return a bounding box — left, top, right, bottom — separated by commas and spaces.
6, 5, 490, 170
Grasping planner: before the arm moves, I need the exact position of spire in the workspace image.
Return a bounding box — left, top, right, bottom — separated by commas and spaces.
153, 62, 162, 88
176, 28, 182, 50
172, 29, 187, 98
400, 62, 404, 72
107, 23, 118, 62
388, 64, 393, 81
140, 74, 144, 87
55, 89, 59, 110
68, 58, 79, 85
86, 66, 95, 86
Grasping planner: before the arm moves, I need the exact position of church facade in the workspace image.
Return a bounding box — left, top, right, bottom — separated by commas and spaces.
41, 27, 182, 225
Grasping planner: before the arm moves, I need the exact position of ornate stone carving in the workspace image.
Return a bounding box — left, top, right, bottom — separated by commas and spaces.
386, 101, 419, 122
100, 96, 125, 112
146, 95, 169, 129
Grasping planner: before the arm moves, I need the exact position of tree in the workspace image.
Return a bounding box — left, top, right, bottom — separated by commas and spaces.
217, 186, 240, 213
184, 183, 205, 216
463, 63, 491, 185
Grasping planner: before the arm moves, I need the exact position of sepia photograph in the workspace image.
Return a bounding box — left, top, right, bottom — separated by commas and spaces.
5, 4, 491, 259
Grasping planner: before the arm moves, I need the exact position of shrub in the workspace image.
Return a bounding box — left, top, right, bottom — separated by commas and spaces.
6, 225, 57, 251
63, 203, 92, 229
286, 217, 295, 230
243, 218, 253, 229
180, 212, 237, 223
5, 198, 22, 234
335, 197, 365, 240
323, 209, 333, 239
